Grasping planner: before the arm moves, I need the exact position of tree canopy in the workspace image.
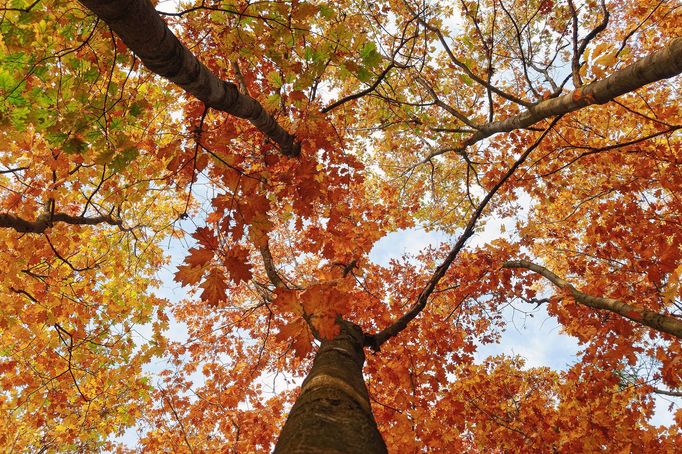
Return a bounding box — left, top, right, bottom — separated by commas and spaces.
0, 0, 681, 451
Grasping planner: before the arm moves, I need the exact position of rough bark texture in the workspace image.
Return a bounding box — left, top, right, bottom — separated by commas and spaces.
504, 260, 682, 339
274, 322, 387, 454
78, 0, 299, 156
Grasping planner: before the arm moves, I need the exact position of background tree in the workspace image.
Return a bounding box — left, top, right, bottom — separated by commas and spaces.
0, 0, 680, 451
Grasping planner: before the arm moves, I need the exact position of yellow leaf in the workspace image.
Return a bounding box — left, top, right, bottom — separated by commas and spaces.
594, 51, 618, 68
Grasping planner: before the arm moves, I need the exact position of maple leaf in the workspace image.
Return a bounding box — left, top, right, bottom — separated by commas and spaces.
276, 318, 313, 358
184, 247, 214, 267
273, 288, 301, 314
199, 268, 228, 307
222, 245, 253, 284
192, 226, 219, 250
312, 315, 340, 340
174, 263, 206, 286
249, 213, 274, 248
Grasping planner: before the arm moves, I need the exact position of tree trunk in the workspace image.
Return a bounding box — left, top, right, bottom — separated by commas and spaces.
274, 322, 387, 453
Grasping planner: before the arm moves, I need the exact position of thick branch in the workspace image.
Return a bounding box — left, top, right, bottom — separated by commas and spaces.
78, 0, 299, 156
0, 0, 41, 12
258, 241, 322, 340
0, 212, 122, 233
503, 260, 682, 339
259, 242, 286, 289
653, 388, 682, 397
419, 37, 682, 163
476, 37, 682, 136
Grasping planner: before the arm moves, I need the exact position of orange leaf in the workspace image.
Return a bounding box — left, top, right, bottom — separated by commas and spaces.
274, 288, 301, 314
223, 245, 253, 284
276, 318, 312, 358
200, 269, 228, 307
185, 247, 214, 268
312, 315, 340, 340
175, 264, 206, 286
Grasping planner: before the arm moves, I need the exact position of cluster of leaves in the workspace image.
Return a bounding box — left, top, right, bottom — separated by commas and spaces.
0, 0, 680, 451
0, 0, 188, 449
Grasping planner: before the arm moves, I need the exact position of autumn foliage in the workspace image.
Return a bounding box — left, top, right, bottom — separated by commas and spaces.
0, 0, 681, 451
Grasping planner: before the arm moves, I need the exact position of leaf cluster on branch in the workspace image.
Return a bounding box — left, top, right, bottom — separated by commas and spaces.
0, 0, 681, 451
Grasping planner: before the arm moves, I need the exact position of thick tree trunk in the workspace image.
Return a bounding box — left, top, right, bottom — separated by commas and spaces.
274, 322, 387, 453
475, 37, 682, 138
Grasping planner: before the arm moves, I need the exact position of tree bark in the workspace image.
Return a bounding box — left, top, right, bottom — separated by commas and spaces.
274, 321, 387, 454
0, 212, 122, 233
473, 37, 682, 139
78, 0, 299, 156
504, 260, 682, 339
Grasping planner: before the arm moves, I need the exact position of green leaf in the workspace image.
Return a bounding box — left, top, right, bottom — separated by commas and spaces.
0, 70, 15, 91
357, 67, 372, 83
360, 42, 382, 68
10, 106, 29, 130
129, 101, 144, 117
360, 42, 376, 59
267, 70, 283, 88
94, 148, 115, 165
319, 4, 334, 19
111, 147, 139, 172
63, 136, 88, 154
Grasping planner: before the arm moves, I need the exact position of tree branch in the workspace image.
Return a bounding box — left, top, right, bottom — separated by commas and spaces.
78, 0, 300, 156
321, 63, 396, 114
259, 241, 286, 289
0, 212, 123, 233
503, 260, 682, 339
476, 37, 682, 135
366, 117, 562, 350
0, 0, 41, 12
576, 0, 610, 80
403, 0, 531, 107
418, 37, 682, 163
653, 388, 682, 397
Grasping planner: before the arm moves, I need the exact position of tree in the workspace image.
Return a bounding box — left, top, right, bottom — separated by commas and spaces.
0, 0, 681, 451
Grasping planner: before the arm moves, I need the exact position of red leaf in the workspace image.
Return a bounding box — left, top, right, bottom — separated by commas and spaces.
223, 245, 253, 284
200, 269, 228, 307
192, 227, 218, 250
185, 247, 214, 268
